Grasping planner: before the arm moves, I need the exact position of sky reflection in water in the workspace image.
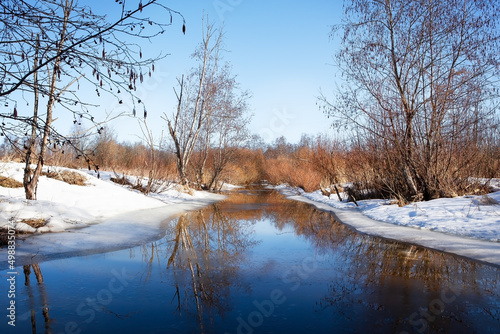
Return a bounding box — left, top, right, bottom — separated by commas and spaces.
1, 187, 499, 333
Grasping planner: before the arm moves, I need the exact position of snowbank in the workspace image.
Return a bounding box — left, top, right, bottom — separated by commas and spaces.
275, 184, 500, 267
0, 162, 225, 268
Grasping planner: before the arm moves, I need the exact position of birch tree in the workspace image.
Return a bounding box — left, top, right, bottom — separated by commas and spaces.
165, 18, 223, 187
322, 0, 500, 201
192, 61, 251, 190
204, 69, 251, 190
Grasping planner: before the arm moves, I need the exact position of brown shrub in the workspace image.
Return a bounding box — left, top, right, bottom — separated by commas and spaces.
265, 157, 322, 192
292, 168, 323, 192
20, 218, 47, 229
0, 176, 23, 188
43, 170, 88, 186
227, 149, 266, 185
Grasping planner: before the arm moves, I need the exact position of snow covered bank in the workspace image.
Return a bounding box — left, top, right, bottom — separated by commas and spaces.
276, 185, 500, 267
0, 162, 225, 269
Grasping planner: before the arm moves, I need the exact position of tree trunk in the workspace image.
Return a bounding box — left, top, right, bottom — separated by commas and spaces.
23, 35, 40, 200
402, 116, 420, 199
196, 126, 211, 189
23, 3, 70, 200
178, 164, 189, 186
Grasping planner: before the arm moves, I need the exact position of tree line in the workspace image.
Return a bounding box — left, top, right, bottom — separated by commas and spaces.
3, 129, 497, 202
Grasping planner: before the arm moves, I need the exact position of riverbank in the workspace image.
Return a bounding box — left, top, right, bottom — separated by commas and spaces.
0, 162, 225, 268
276, 185, 500, 267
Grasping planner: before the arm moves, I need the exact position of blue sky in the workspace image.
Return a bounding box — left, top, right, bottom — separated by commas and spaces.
75, 1, 343, 144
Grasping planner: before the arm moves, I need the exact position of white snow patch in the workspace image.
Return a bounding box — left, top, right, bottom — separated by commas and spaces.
0, 162, 225, 268
219, 183, 243, 191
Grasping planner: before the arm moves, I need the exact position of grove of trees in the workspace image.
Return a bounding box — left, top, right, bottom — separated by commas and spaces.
320, 0, 500, 202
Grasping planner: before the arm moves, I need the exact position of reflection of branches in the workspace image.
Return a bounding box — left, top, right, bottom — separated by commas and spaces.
265, 195, 489, 286
266, 192, 500, 333
164, 203, 257, 332
23, 263, 52, 334
140, 242, 160, 283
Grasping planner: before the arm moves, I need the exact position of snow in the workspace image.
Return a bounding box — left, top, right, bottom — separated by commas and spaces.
276, 184, 500, 267
219, 183, 244, 191
0, 162, 225, 269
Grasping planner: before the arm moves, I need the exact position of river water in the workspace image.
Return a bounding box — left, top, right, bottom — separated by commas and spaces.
1, 187, 499, 333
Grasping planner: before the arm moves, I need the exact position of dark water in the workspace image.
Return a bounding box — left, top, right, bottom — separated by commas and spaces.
1, 187, 499, 333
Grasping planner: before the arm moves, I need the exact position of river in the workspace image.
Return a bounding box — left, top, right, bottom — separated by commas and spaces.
1, 186, 499, 333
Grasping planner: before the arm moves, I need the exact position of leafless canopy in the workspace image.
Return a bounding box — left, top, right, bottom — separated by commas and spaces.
0, 0, 184, 199
165, 17, 251, 189
322, 0, 500, 200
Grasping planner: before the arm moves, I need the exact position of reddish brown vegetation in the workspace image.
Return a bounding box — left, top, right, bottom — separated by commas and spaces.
2, 129, 498, 201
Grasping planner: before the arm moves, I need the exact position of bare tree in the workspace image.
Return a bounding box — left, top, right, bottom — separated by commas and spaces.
205, 77, 251, 190
164, 18, 223, 187
321, 0, 500, 201
192, 61, 251, 190
0, 0, 184, 199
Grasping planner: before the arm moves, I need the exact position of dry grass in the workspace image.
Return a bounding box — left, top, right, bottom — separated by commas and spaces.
474, 195, 499, 206
20, 218, 47, 229
110, 175, 134, 187
43, 170, 88, 186
0, 176, 23, 188
0, 218, 47, 247
173, 184, 195, 195
110, 174, 149, 193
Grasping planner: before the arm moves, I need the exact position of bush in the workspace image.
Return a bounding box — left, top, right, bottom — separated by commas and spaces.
0, 176, 23, 188
265, 157, 322, 193
43, 170, 88, 186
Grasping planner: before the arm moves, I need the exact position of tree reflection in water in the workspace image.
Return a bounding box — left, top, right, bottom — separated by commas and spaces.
160, 202, 259, 332
23, 263, 52, 334
157, 187, 500, 333
266, 196, 500, 333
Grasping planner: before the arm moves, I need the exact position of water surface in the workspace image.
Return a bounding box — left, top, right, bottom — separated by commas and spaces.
1, 187, 499, 333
